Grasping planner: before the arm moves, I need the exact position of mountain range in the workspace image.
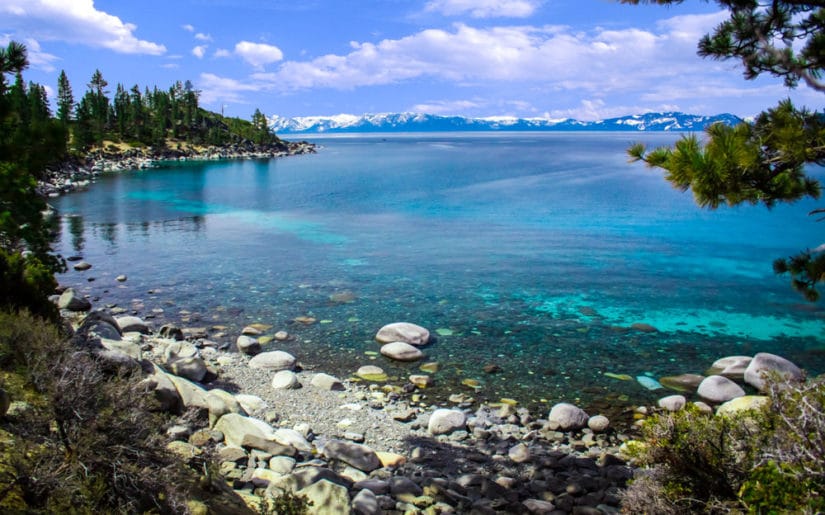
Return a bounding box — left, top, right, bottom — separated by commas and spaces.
269, 112, 743, 134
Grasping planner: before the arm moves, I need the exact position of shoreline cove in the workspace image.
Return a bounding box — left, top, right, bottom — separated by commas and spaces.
38, 139, 317, 198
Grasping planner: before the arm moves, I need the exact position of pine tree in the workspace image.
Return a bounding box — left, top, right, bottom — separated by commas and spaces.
626, 0, 824, 300
56, 70, 73, 123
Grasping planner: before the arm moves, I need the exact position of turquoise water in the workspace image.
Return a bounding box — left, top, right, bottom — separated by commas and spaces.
54, 133, 825, 411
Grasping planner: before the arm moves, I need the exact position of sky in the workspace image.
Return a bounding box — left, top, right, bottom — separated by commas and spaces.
0, 0, 820, 121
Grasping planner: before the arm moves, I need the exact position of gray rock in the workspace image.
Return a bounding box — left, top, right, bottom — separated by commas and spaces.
744, 352, 804, 391
324, 439, 381, 472
707, 355, 752, 379
352, 488, 380, 515
234, 394, 267, 414
236, 335, 260, 355
375, 322, 430, 345
166, 373, 209, 409
296, 479, 352, 515
658, 394, 687, 411
142, 363, 182, 413
523, 499, 556, 514
389, 476, 423, 497
58, 288, 91, 311
73, 261, 92, 271
311, 372, 344, 391
508, 443, 531, 463
115, 315, 150, 334
248, 350, 297, 371
163, 340, 199, 362
100, 338, 141, 360
697, 375, 746, 403
380, 341, 424, 362
206, 388, 246, 427
214, 413, 275, 447
587, 414, 610, 432
547, 402, 589, 431
169, 356, 208, 382
269, 456, 296, 475
240, 434, 297, 457
428, 408, 467, 435
271, 370, 300, 390
273, 427, 312, 452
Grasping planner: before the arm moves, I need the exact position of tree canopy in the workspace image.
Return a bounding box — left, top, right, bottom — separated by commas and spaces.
625, 0, 825, 301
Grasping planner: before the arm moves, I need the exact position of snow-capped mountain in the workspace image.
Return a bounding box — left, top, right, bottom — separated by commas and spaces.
269, 112, 742, 134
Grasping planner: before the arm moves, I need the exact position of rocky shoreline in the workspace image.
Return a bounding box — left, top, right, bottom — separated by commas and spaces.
37, 139, 316, 198
48, 275, 812, 514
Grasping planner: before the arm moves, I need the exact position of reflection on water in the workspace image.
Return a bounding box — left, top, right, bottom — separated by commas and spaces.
53, 133, 825, 411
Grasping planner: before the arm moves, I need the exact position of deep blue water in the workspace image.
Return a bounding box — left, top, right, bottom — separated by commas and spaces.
54, 133, 825, 411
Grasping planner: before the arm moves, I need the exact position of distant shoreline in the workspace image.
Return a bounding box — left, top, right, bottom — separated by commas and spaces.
38, 139, 316, 198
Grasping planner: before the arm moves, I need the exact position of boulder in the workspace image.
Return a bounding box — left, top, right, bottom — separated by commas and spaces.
657, 394, 687, 412
100, 338, 141, 360
744, 352, 804, 391
716, 395, 770, 417
273, 428, 312, 452
587, 414, 610, 432
248, 350, 296, 371
143, 363, 182, 413
115, 315, 150, 334
236, 335, 260, 355
235, 394, 268, 414
158, 324, 184, 340
163, 340, 199, 362
271, 370, 300, 390
428, 408, 467, 435
296, 479, 352, 515
707, 355, 752, 379
240, 434, 297, 457
214, 413, 275, 447
352, 488, 380, 515
206, 388, 246, 427
508, 443, 531, 463
379, 341, 423, 362
311, 373, 344, 391
57, 288, 91, 311
169, 356, 208, 382
323, 439, 381, 472
375, 322, 430, 346
547, 403, 589, 431
166, 373, 209, 409
697, 375, 746, 404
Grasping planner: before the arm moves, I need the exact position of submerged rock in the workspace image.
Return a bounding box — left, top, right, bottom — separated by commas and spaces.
375, 322, 430, 346
356, 365, 388, 382
659, 373, 704, 393
380, 342, 423, 362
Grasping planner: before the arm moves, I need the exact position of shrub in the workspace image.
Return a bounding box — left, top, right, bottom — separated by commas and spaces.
622, 377, 825, 514
0, 249, 59, 322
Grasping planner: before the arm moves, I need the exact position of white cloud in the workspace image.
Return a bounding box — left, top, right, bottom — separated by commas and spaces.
195, 32, 212, 42
213, 48, 231, 58
410, 99, 483, 114
425, 0, 540, 18
234, 41, 284, 69
192, 45, 207, 58
197, 72, 265, 106
161, 62, 179, 69
0, 0, 165, 54
182, 24, 194, 32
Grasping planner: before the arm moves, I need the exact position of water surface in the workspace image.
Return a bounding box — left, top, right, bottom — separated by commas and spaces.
54, 133, 825, 411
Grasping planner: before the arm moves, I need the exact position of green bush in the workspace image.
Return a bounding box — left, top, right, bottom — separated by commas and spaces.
0, 249, 59, 322
622, 378, 825, 514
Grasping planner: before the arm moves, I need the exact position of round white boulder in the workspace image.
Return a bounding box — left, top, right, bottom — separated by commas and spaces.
376, 322, 430, 346
428, 408, 467, 435
697, 375, 746, 404
547, 403, 589, 431
248, 350, 297, 371
380, 341, 424, 362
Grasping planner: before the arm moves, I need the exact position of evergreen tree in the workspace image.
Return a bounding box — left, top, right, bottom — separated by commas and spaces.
626, 0, 824, 300
85, 69, 110, 145
56, 70, 73, 123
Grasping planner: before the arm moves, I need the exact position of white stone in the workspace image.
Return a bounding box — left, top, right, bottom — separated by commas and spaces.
311, 373, 344, 391
273, 428, 312, 452
248, 350, 297, 371
657, 394, 687, 412
375, 322, 430, 346
697, 375, 746, 404
707, 355, 752, 379
428, 408, 467, 435
271, 370, 300, 390
587, 414, 610, 432
547, 403, 589, 431
380, 341, 424, 362
213, 413, 275, 447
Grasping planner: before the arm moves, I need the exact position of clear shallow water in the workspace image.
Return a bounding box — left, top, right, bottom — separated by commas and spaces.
54, 133, 825, 412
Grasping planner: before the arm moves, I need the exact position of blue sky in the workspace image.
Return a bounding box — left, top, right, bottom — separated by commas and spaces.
1, 0, 820, 121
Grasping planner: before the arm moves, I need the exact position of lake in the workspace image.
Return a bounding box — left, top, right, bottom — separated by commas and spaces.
53, 132, 825, 411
